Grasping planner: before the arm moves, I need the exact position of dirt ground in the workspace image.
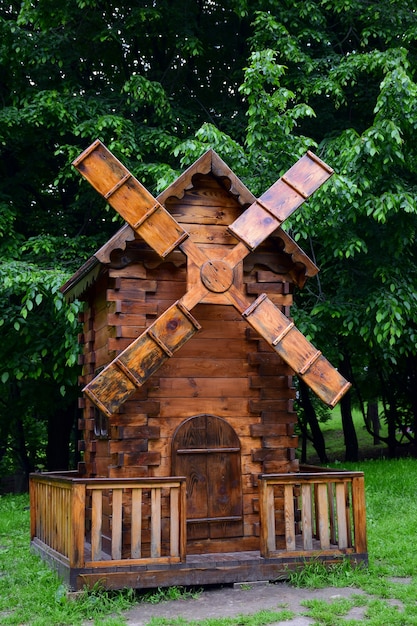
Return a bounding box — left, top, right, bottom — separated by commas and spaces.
121, 581, 369, 625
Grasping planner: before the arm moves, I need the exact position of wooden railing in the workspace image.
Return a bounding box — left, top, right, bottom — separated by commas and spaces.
30, 473, 187, 569
259, 470, 367, 558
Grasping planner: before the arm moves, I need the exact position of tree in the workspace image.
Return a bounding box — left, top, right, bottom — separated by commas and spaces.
1, 0, 417, 472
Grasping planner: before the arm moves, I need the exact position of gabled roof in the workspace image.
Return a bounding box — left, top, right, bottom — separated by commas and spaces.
61, 149, 318, 302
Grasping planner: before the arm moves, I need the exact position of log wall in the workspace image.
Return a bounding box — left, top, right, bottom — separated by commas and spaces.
77, 173, 299, 554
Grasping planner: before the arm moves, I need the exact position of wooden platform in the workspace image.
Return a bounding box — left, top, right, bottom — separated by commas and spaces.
30, 470, 368, 591
32, 542, 368, 591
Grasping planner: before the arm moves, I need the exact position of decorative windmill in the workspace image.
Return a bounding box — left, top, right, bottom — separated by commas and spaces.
73, 140, 350, 418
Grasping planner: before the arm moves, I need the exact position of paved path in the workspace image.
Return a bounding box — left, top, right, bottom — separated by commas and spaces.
121, 581, 368, 625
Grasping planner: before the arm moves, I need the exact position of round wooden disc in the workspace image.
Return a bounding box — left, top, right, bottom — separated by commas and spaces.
200, 260, 234, 293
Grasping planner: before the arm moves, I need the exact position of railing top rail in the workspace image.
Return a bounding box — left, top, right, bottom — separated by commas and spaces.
30, 473, 186, 486
259, 471, 364, 483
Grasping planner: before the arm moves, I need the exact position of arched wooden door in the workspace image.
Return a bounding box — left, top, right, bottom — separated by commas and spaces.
172, 414, 243, 544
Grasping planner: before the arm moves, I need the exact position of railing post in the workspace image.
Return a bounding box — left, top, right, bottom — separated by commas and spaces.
259, 477, 275, 556
170, 485, 180, 557
352, 475, 367, 554
70, 482, 86, 568
29, 476, 37, 541
179, 479, 187, 561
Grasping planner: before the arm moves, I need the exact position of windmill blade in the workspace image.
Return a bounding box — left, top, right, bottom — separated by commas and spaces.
84, 300, 201, 417
228, 151, 333, 252
227, 288, 350, 408
73, 140, 188, 258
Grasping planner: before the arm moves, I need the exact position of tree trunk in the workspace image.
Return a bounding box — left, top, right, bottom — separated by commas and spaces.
367, 402, 381, 444
298, 377, 329, 464
386, 403, 398, 458
46, 401, 78, 471
297, 413, 309, 464
339, 354, 358, 462
407, 355, 417, 457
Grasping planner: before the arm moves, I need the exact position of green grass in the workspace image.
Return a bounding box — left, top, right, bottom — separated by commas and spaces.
145, 609, 295, 626
286, 457, 417, 625
1, 456, 417, 625
0, 495, 136, 625
303, 405, 389, 464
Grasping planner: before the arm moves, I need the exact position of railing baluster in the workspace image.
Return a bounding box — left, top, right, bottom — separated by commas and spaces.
284, 484, 296, 550
131, 488, 142, 559
170, 486, 179, 557
345, 482, 353, 547
91, 489, 103, 561
328, 483, 337, 545
317, 483, 330, 549
301, 484, 313, 550
151, 487, 161, 558
111, 489, 123, 560
335, 482, 348, 548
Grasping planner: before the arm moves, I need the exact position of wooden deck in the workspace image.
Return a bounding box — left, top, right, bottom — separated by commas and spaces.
30, 469, 368, 591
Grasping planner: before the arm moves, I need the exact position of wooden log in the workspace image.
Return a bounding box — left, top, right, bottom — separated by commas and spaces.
112, 425, 160, 439
149, 377, 253, 398
250, 423, 288, 437
157, 397, 249, 418
157, 357, 252, 378
257, 270, 293, 285
109, 265, 147, 279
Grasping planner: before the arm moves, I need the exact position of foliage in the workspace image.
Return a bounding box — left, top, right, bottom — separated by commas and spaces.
1, 0, 417, 467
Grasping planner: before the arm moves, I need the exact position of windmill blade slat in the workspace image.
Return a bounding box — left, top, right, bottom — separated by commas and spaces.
83, 301, 201, 416
242, 294, 350, 408
73, 140, 188, 257
84, 364, 138, 418
228, 151, 333, 251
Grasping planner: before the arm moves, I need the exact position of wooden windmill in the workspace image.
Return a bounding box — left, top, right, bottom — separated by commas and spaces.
29, 142, 368, 593
73, 140, 350, 418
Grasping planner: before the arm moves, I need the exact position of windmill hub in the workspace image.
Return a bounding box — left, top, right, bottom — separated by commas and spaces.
200, 260, 234, 293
